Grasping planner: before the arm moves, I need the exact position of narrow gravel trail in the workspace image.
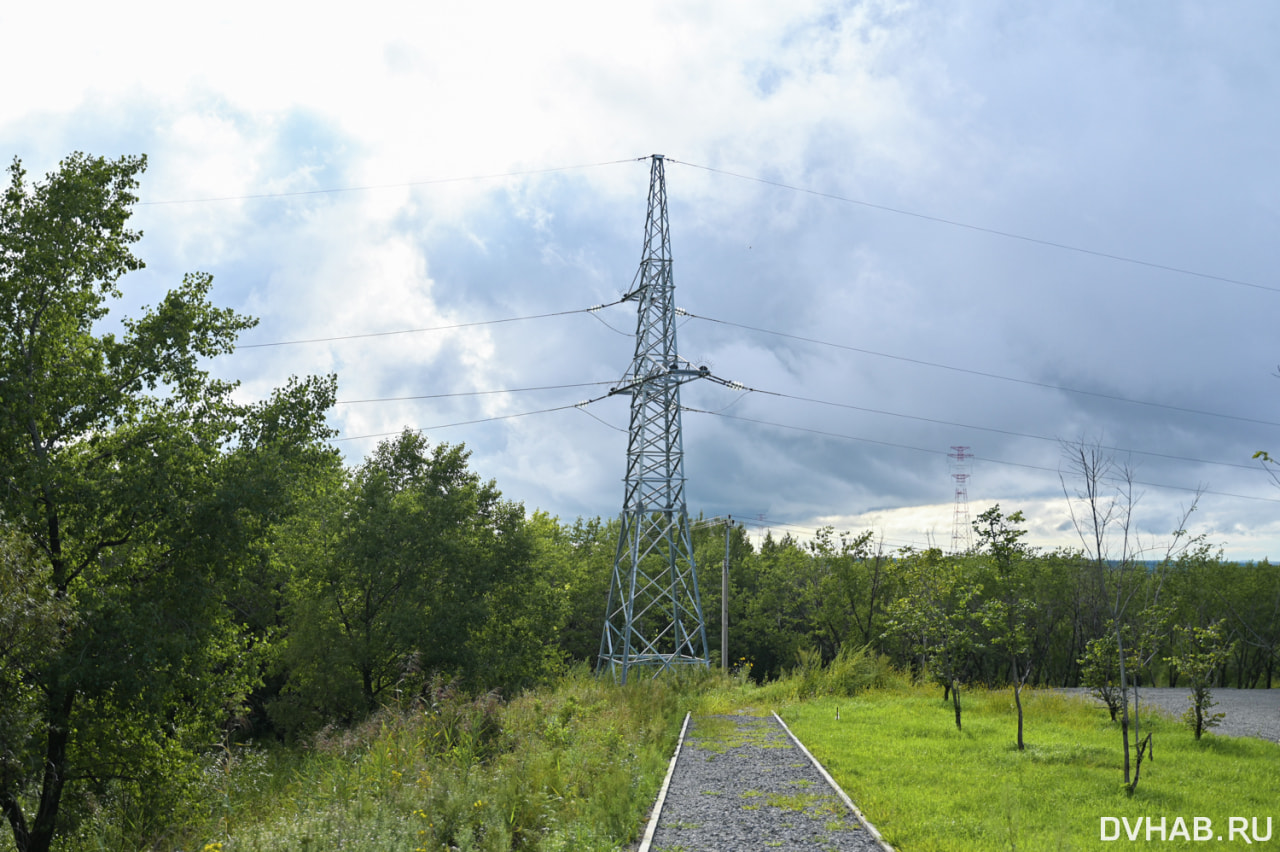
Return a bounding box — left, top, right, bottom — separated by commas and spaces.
645, 714, 889, 852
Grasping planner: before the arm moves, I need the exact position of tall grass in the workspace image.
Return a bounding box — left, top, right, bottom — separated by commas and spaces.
119, 667, 696, 852
753, 643, 902, 703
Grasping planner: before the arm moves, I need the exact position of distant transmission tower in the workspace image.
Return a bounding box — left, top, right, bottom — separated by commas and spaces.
598, 155, 711, 683
949, 446, 973, 554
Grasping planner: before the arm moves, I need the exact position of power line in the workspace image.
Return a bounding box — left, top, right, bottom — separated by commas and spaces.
236, 301, 623, 349
328, 373, 1261, 477
334, 381, 614, 405
334, 393, 612, 442
679, 309, 1280, 429
233, 297, 1275, 434
667, 159, 1280, 296
140, 157, 647, 206
684, 407, 1280, 505
737, 384, 1269, 475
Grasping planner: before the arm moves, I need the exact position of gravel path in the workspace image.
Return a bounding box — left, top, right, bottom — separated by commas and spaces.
1060, 687, 1280, 742
645, 714, 888, 852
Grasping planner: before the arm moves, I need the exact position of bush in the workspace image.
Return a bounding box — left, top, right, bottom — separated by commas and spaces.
771, 644, 896, 701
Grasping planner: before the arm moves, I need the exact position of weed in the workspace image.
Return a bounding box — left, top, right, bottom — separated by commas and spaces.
766, 791, 842, 816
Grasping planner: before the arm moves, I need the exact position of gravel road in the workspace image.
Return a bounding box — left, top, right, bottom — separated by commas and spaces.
1060, 687, 1280, 742
645, 714, 888, 852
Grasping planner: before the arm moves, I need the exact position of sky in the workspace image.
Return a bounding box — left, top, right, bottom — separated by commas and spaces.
4, 1, 1280, 560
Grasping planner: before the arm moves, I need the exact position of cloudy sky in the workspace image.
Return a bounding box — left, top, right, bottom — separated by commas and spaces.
4, 1, 1279, 559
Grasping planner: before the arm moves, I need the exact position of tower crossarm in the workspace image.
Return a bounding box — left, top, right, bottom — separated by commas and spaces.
608, 365, 720, 397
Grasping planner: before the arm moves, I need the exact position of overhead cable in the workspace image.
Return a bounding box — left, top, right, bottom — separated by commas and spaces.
736, 384, 1268, 475
335, 392, 612, 442
237, 300, 623, 349
141, 157, 647, 206
679, 309, 1280, 429
335, 380, 615, 405
667, 159, 1279, 296
684, 407, 1280, 505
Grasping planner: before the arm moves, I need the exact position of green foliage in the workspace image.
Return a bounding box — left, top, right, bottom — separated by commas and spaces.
721, 527, 897, 681
269, 431, 567, 737
527, 513, 614, 667
0, 152, 336, 852
0, 528, 70, 823
776, 644, 893, 701
140, 668, 686, 852
882, 547, 984, 729
1079, 629, 1134, 721
1165, 621, 1236, 740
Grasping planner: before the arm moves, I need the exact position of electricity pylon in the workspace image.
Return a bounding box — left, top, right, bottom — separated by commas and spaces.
598, 155, 711, 683
949, 446, 973, 554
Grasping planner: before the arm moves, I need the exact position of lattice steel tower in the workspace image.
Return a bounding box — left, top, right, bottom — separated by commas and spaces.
598, 155, 710, 683
949, 446, 973, 554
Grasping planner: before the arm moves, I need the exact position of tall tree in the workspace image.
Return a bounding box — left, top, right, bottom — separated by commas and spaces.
270, 430, 559, 735
0, 153, 335, 852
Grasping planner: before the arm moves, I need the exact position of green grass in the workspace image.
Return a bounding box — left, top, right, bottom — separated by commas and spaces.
119, 667, 707, 852
51, 660, 1280, 852
783, 684, 1280, 851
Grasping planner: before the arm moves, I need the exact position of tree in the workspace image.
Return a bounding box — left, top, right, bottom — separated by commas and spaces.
973, 505, 1038, 750
542, 514, 616, 665
1060, 441, 1146, 790
1079, 628, 1133, 722
732, 533, 815, 680
270, 430, 560, 735
0, 153, 335, 852
1060, 439, 1199, 793
0, 527, 70, 834
883, 547, 983, 731
1166, 620, 1236, 740
808, 528, 887, 653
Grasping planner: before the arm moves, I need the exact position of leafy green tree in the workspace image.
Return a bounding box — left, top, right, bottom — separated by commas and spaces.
1219, 559, 1280, 688
883, 548, 984, 730
730, 533, 814, 680
807, 527, 888, 654
541, 514, 616, 665
270, 431, 559, 735
974, 505, 1038, 749
0, 152, 336, 852
1166, 620, 1236, 740
1079, 628, 1133, 721
0, 527, 71, 835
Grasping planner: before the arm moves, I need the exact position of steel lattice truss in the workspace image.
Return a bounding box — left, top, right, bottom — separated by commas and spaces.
598, 155, 710, 683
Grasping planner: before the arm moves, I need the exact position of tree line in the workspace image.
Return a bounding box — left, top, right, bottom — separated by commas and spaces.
3, 153, 1277, 851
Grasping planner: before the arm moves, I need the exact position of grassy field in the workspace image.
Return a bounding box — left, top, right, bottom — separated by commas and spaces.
45, 664, 1280, 852
783, 684, 1280, 851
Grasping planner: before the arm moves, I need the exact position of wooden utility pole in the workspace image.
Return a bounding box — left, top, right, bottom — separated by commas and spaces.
722, 516, 731, 669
